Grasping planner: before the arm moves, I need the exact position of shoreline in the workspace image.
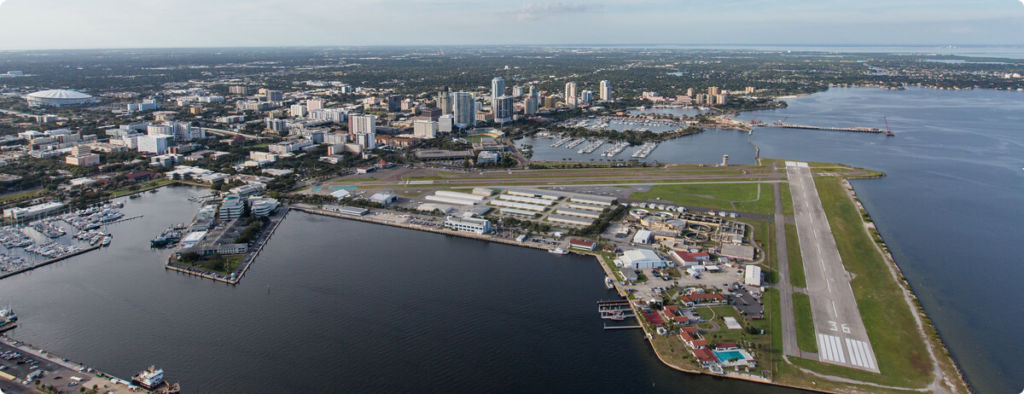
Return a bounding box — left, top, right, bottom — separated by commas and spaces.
842, 179, 972, 393
0, 244, 102, 281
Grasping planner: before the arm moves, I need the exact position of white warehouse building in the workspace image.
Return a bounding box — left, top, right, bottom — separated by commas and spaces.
616, 249, 666, 269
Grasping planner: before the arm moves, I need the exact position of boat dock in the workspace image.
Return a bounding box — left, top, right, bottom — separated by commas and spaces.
0, 244, 102, 281
597, 300, 635, 320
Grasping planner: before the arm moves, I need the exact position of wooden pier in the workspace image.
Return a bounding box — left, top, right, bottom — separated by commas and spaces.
756, 121, 885, 134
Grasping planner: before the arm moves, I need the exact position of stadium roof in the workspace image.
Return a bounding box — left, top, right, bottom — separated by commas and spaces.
27, 89, 93, 99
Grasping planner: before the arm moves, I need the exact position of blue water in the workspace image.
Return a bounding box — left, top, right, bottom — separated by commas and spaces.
526, 86, 1024, 393
714, 351, 745, 361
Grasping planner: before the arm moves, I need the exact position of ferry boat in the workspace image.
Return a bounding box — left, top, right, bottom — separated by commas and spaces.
132, 366, 164, 390
548, 248, 568, 255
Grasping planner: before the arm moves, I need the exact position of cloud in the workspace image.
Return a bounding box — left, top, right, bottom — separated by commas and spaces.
512, 2, 597, 21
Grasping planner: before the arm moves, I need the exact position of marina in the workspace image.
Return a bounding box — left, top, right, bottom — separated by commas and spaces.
560, 116, 689, 133
630, 142, 659, 158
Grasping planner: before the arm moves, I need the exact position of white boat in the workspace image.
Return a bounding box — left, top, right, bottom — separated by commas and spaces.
548, 248, 568, 255
101, 236, 112, 246
604, 276, 615, 289
132, 366, 164, 390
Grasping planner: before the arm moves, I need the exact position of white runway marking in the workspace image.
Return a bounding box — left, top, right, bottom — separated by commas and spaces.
817, 333, 846, 363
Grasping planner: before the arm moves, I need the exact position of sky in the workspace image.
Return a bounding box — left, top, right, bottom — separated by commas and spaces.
0, 0, 1022, 50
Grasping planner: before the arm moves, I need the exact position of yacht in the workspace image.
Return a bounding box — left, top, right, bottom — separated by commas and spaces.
604, 276, 615, 289
548, 248, 568, 255
132, 366, 165, 390
0, 305, 16, 321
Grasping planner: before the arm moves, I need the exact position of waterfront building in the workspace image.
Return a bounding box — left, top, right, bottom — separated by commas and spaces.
248, 197, 279, 216
565, 82, 577, 108
444, 216, 491, 234
219, 195, 245, 219
370, 193, 397, 206
600, 80, 612, 101
452, 92, 475, 127
3, 201, 64, 221
616, 249, 666, 269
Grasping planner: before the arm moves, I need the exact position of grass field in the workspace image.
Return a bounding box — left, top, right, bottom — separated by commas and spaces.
0, 188, 49, 206
785, 224, 806, 288
779, 183, 794, 216
792, 293, 817, 353
630, 183, 775, 214
800, 176, 932, 388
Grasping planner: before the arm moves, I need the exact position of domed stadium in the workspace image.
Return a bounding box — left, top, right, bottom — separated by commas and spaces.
25, 89, 97, 107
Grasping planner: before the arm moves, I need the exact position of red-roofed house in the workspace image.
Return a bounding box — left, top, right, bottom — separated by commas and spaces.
693, 348, 718, 367
569, 239, 597, 251
714, 342, 739, 351
682, 326, 700, 335
671, 250, 711, 267
680, 293, 727, 307
662, 305, 691, 325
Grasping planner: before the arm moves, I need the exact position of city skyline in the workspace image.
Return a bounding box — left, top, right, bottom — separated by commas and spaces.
0, 0, 1023, 50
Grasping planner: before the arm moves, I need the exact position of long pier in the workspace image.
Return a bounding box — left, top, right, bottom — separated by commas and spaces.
0, 244, 102, 280
758, 121, 885, 134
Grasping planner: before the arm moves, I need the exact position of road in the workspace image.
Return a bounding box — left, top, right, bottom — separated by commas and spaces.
772, 177, 801, 359
786, 161, 879, 373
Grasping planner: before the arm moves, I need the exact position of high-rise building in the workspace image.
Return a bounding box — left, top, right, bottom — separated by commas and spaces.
228, 86, 248, 95
490, 77, 505, 116
387, 95, 402, 113
138, 134, 173, 155
349, 114, 377, 136
580, 90, 594, 106
564, 82, 578, 108
437, 114, 454, 133
452, 92, 475, 127
436, 91, 452, 115
686, 88, 695, 97
290, 104, 307, 118
306, 99, 325, 111
708, 86, 720, 96
599, 80, 611, 101
264, 90, 283, 102
494, 96, 514, 123
512, 85, 523, 97
524, 95, 538, 116
413, 120, 438, 139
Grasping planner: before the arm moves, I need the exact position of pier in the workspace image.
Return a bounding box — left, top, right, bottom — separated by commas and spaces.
0, 244, 102, 280
757, 121, 885, 134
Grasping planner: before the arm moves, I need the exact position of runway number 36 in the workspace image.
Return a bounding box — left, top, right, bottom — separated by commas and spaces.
829, 321, 852, 334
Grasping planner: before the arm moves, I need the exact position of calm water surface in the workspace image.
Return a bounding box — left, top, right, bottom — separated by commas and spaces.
0, 187, 794, 393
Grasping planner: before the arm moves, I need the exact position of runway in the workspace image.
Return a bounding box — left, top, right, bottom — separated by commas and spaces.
786, 161, 879, 372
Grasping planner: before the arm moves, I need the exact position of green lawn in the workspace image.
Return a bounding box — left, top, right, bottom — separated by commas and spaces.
785, 224, 806, 288
630, 183, 775, 214
779, 183, 794, 216
792, 293, 817, 353
0, 188, 49, 205
802, 176, 932, 388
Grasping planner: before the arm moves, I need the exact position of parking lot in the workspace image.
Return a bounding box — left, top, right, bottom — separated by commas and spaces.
0, 339, 125, 393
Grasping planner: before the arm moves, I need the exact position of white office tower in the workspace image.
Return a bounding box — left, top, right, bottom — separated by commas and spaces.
581, 90, 593, 106
306, 99, 325, 111
565, 82, 578, 108
138, 134, 173, 155
438, 114, 454, 133
490, 77, 505, 116
600, 80, 612, 101
452, 92, 475, 128
511, 85, 523, 97
355, 132, 375, 150
413, 120, 438, 139
290, 104, 307, 118
436, 91, 452, 115
494, 96, 514, 124
349, 114, 376, 134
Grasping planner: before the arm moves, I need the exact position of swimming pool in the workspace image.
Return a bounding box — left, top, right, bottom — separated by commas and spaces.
714, 350, 745, 362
